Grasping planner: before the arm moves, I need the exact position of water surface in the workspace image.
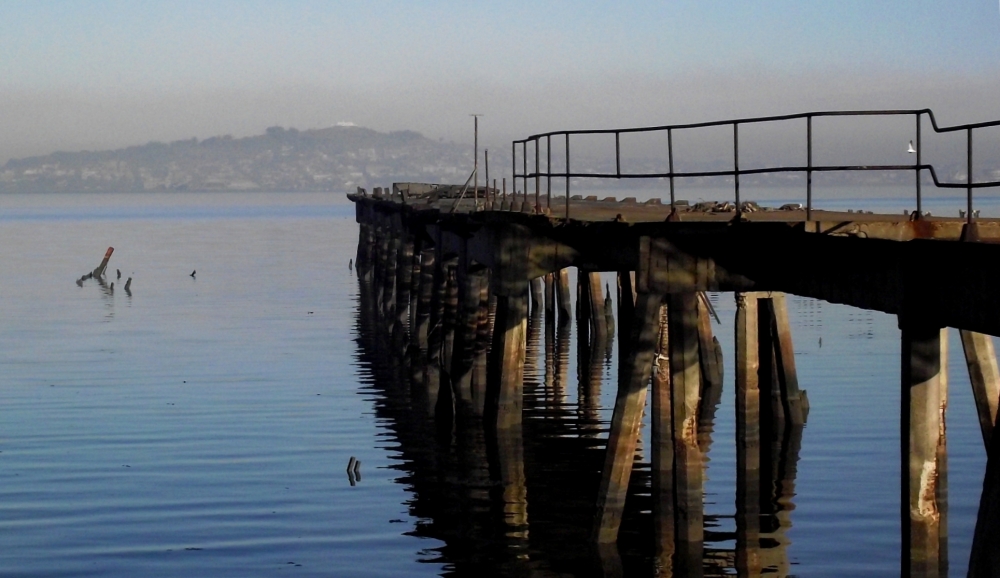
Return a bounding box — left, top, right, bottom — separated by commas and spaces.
0, 191, 990, 576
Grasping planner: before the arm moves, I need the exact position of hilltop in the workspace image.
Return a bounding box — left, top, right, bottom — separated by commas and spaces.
0, 125, 476, 193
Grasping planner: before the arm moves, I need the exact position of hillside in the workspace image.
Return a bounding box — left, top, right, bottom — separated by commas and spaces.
0, 126, 476, 193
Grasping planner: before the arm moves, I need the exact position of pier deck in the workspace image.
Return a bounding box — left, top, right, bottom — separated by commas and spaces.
350, 185, 1000, 575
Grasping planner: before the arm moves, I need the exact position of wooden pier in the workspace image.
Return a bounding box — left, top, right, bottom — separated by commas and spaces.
350, 182, 1000, 576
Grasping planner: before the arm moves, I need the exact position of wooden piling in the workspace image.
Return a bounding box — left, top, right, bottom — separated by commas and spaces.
960, 329, 1000, 447
425, 251, 448, 413
588, 272, 608, 343
696, 293, 722, 393
735, 292, 762, 576
530, 276, 544, 313
407, 240, 422, 338
695, 293, 724, 449
486, 292, 528, 430
556, 268, 572, 324
578, 269, 591, 332
768, 293, 807, 425
901, 322, 943, 577
617, 271, 636, 383
544, 272, 555, 319
472, 273, 492, 415
415, 248, 436, 351
969, 394, 1000, 577
442, 261, 459, 381
667, 292, 704, 575
592, 291, 661, 543
604, 286, 615, 341
451, 267, 487, 407
938, 328, 949, 577
650, 302, 675, 571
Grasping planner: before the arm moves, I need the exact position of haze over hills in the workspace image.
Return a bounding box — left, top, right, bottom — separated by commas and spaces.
0, 125, 481, 194
2, 121, 991, 195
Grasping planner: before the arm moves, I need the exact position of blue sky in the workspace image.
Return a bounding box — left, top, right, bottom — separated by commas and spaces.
1, 1, 999, 161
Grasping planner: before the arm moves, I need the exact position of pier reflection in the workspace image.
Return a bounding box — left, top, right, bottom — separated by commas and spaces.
354, 259, 807, 577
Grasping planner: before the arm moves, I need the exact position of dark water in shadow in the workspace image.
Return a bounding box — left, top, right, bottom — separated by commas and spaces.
0, 192, 990, 576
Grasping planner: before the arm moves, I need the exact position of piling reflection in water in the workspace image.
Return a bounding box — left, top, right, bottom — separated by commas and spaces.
350, 192, 1000, 577
353, 231, 814, 577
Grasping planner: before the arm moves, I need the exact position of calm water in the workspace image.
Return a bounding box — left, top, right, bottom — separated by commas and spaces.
0, 191, 991, 576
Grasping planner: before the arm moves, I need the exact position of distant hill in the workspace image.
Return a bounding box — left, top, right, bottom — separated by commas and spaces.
0, 125, 477, 193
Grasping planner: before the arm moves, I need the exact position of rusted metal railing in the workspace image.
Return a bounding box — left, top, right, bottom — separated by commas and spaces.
512, 109, 1000, 223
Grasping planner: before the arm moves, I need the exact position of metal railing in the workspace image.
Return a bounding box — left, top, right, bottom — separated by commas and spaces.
511, 109, 1000, 223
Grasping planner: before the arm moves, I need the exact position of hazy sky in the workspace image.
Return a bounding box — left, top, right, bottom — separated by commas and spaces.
2, 0, 999, 164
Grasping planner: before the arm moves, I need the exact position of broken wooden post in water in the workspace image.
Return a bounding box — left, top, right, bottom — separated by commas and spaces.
93, 247, 114, 278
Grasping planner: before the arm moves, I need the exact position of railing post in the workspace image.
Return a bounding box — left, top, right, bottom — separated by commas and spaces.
915, 113, 922, 218
511, 141, 516, 204
547, 135, 552, 210
968, 128, 973, 226
734, 123, 741, 214
565, 133, 571, 221
615, 132, 621, 179
535, 138, 541, 212
668, 128, 675, 210
807, 116, 813, 221
522, 141, 528, 206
